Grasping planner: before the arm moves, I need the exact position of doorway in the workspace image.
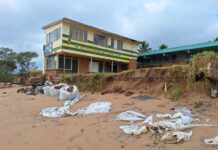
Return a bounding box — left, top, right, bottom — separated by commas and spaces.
72, 59, 78, 73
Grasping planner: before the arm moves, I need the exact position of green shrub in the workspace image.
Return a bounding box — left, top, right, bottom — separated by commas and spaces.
172, 85, 182, 100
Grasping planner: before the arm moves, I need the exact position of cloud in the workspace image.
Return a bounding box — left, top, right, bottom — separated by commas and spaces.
0, 0, 217, 69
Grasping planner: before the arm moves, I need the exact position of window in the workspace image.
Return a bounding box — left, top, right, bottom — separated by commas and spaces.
94, 34, 107, 47
171, 55, 177, 61
59, 57, 72, 70
111, 39, 123, 50
46, 28, 61, 44
47, 55, 56, 70
70, 27, 87, 41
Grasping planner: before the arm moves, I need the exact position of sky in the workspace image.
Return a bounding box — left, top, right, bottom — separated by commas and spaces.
0, 0, 218, 69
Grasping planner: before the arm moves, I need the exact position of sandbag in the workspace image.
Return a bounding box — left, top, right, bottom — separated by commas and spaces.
50, 83, 66, 97
59, 85, 79, 101
204, 136, 218, 145
43, 86, 51, 96
116, 111, 146, 122
120, 125, 147, 135
73, 101, 112, 116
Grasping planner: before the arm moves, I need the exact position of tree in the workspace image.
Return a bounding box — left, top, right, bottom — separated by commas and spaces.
0, 47, 17, 74
139, 41, 151, 52
16, 51, 38, 78
0, 47, 17, 82
159, 44, 168, 50
214, 37, 218, 41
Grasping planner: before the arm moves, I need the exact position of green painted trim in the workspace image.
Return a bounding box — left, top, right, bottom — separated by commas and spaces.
123, 49, 138, 54
63, 40, 137, 58
62, 34, 137, 55
62, 45, 130, 61
52, 46, 62, 51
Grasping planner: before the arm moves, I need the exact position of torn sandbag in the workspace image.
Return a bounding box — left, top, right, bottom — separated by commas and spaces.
161, 131, 192, 144
43, 86, 51, 96
72, 102, 112, 116
153, 115, 197, 130
116, 111, 146, 122
40, 96, 83, 118
204, 136, 218, 145
119, 125, 147, 135
211, 87, 218, 98
143, 115, 153, 125
156, 112, 184, 119
64, 95, 86, 106
40, 106, 72, 118
50, 83, 66, 97
59, 85, 79, 101
174, 107, 196, 117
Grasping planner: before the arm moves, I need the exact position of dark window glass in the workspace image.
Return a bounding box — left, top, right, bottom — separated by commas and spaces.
171, 55, 177, 60
46, 28, 61, 44
94, 34, 107, 47
70, 27, 87, 41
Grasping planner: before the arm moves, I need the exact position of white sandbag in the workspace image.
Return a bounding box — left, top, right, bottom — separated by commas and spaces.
153, 115, 196, 130
50, 83, 66, 97
73, 101, 111, 116
120, 125, 147, 135
40, 106, 72, 118
161, 131, 192, 143
64, 95, 85, 106
143, 115, 153, 125
43, 86, 51, 96
45, 81, 53, 86
204, 136, 218, 145
174, 107, 196, 117
116, 111, 146, 122
59, 85, 79, 101
40, 96, 83, 118
156, 112, 184, 119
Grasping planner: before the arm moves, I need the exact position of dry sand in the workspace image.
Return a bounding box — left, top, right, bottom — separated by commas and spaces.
0, 86, 218, 150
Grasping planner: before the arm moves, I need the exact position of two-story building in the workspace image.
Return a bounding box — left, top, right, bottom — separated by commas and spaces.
42, 18, 140, 75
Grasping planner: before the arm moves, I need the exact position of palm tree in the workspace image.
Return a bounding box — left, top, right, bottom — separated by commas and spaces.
139, 41, 151, 52
159, 44, 168, 50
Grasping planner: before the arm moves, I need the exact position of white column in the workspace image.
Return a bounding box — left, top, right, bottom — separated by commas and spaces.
90, 57, 93, 73
111, 61, 113, 73
42, 56, 45, 74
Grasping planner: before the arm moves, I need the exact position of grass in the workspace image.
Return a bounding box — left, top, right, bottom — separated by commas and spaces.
172, 85, 182, 100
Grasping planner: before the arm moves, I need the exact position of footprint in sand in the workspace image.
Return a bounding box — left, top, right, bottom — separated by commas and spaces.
80, 128, 85, 133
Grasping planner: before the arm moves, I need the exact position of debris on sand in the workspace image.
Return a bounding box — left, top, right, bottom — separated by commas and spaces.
72, 101, 112, 116
119, 124, 147, 135
116, 111, 146, 122
161, 131, 192, 144
117, 107, 218, 144
204, 136, 218, 145
40, 96, 82, 118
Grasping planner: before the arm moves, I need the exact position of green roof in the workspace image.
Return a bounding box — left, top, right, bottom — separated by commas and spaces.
138, 41, 218, 57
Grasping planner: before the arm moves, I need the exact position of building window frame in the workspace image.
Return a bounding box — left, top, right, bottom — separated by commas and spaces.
46, 27, 61, 44
69, 27, 87, 42
94, 33, 107, 47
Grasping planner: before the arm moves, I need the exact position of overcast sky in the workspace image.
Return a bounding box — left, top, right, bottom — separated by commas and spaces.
0, 0, 218, 68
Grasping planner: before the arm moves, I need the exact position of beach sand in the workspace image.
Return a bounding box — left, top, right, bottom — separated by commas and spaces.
0, 86, 218, 150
